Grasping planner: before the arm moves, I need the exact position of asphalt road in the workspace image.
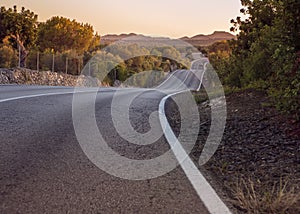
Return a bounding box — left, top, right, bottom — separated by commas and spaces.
0, 66, 219, 213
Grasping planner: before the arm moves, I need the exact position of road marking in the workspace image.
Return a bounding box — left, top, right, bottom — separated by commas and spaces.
156, 69, 181, 89
194, 62, 208, 91
175, 70, 190, 90
0, 89, 99, 103
158, 91, 231, 214
158, 62, 231, 213
1, 63, 230, 213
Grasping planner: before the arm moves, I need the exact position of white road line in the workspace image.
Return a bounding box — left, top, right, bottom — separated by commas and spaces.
158, 91, 231, 214
155, 69, 181, 89
190, 60, 208, 91
0, 89, 98, 103
196, 62, 208, 91
175, 70, 190, 90
1, 64, 230, 213
158, 61, 231, 213
0, 87, 161, 104
157, 70, 190, 91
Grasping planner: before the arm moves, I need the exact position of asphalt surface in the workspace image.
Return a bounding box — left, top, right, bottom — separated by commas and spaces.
0, 68, 211, 213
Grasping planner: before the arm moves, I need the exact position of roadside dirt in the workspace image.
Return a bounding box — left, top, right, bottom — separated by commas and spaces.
166, 89, 300, 213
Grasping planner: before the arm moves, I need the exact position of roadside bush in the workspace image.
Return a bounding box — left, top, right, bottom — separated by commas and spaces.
209, 0, 300, 120
0, 45, 17, 68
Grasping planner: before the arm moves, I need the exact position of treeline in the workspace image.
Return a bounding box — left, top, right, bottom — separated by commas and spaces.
0, 5, 188, 85
206, 0, 299, 119
0, 6, 100, 73
82, 44, 188, 86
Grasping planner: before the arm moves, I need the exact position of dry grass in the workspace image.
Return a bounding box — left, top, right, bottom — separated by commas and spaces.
232, 177, 300, 213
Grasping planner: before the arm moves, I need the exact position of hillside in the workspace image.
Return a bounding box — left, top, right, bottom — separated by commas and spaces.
101, 31, 236, 46
181, 31, 236, 46
101, 33, 139, 44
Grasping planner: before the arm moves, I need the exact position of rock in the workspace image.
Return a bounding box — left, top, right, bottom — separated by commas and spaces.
0, 68, 102, 87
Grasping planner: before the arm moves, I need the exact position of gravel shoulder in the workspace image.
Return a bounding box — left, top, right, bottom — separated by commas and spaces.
166, 89, 300, 213
197, 89, 299, 213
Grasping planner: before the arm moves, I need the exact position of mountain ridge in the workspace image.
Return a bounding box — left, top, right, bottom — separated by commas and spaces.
101, 31, 236, 46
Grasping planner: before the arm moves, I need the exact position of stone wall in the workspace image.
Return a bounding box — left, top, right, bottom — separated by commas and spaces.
0, 68, 102, 87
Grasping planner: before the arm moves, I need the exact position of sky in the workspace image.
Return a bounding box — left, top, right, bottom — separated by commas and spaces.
2, 0, 243, 38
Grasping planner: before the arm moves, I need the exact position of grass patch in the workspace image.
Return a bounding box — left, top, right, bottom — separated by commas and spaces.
232, 177, 300, 213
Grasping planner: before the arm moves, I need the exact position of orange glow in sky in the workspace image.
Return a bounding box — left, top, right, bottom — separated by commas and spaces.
2, 0, 243, 38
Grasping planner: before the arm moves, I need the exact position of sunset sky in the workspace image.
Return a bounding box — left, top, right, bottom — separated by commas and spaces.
2, 0, 243, 38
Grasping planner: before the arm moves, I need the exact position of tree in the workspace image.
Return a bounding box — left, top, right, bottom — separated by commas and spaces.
0, 5, 38, 67
0, 38, 17, 68
225, 0, 300, 117
37, 16, 100, 54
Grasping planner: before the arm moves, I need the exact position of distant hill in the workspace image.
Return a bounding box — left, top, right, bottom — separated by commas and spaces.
180, 31, 236, 46
101, 31, 236, 46
101, 33, 138, 44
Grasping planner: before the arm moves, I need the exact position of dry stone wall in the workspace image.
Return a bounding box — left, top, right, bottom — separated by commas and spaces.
0, 68, 102, 87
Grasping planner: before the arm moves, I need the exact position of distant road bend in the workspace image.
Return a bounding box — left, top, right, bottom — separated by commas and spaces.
0, 60, 230, 213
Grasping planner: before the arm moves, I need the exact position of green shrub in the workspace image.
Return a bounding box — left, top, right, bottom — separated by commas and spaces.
0, 45, 17, 68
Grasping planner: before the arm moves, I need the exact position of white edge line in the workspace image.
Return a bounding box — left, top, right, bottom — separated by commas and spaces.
158, 89, 231, 213
196, 62, 208, 91
190, 60, 208, 91
155, 69, 181, 89
175, 70, 190, 90
0, 89, 98, 103
0, 87, 167, 104
2, 68, 230, 213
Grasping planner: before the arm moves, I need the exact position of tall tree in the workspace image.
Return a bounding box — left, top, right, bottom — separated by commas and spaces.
37, 16, 100, 54
0, 5, 38, 67
225, 0, 300, 117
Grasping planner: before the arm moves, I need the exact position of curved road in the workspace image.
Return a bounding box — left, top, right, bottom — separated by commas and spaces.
0, 63, 229, 213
